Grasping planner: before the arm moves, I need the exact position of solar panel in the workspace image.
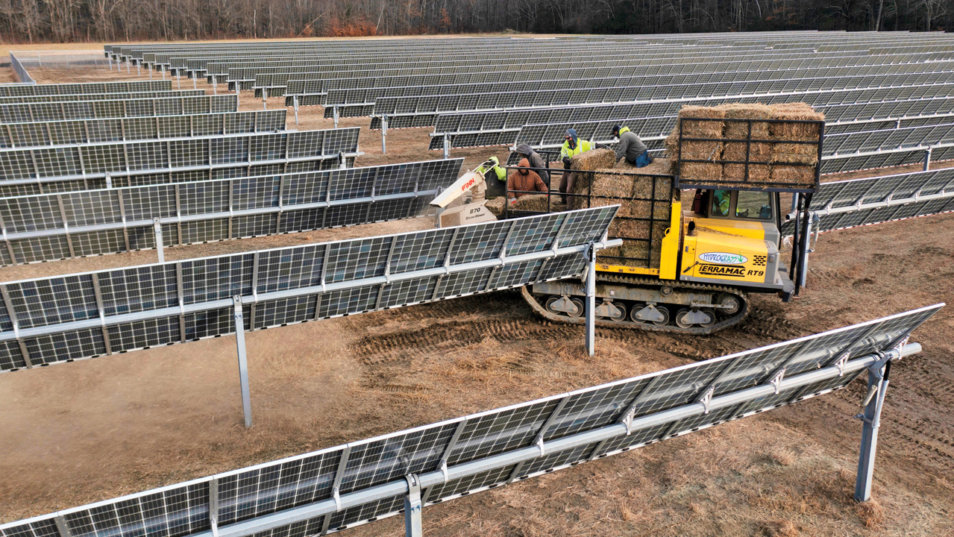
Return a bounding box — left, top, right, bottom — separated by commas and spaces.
0, 159, 463, 264
0, 110, 286, 148
0, 128, 360, 196
781, 168, 954, 234
0, 304, 940, 535
0, 206, 617, 371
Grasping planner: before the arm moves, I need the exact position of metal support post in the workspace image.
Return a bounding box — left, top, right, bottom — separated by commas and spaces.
293, 96, 300, 127
585, 243, 597, 356
153, 218, 165, 263
233, 296, 253, 428
176, 72, 181, 89
854, 360, 891, 502
148, 67, 153, 80
924, 148, 932, 171
381, 115, 388, 154
192, 76, 197, 90
442, 135, 451, 159
136, 63, 141, 76
211, 77, 217, 95
161, 69, 166, 81
404, 475, 423, 537
107, 56, 112, 70
332, 106, 339, 129
262, 90, 267, 110
339, 153, 348, 170
126, 59, 131, 73
797, 211, 814, 290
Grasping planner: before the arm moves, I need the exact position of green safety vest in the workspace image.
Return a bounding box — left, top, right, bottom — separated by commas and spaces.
618, 126, 631, 135
477, 163, 507, 181
560, 138, 594, 159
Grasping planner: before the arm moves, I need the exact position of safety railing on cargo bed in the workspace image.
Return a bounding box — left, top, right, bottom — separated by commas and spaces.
674, 116, 825, 193
498, 163, 674, 271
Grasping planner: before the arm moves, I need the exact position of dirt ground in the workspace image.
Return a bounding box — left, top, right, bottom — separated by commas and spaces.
0, 59, 952, 537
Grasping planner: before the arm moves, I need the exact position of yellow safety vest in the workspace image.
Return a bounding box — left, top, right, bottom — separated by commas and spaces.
560, 138, 594, 160
618, 126, 631, 135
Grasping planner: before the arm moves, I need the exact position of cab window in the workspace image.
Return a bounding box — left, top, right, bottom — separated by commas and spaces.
710, 190, 730, 217
735, 190, 773, 220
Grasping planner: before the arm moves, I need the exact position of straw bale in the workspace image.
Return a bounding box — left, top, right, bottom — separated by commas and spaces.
509, 194, 552, 212
769, 103, 825, 141
570, 148, 616, 171
723, 141, 772, 163
615, 156, 674, 176
720, 103, 773, 139
677, 105, 725, 138
484, 196, 506, 217
679, 140, 723, 161
679, 162, 723, 183
723, 163, 771, 183
772, 142, 819, 165
770, 164, 816, 187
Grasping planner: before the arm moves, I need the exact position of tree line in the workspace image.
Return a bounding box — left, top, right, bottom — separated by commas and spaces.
0, 0, 948, 43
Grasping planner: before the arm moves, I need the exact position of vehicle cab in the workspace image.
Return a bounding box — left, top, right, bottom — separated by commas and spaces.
680, 189, 794, 296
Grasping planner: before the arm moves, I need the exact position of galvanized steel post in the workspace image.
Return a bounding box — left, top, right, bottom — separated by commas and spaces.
585, 243, 597, 356
403, 475, 423, 537
233, 296, 253, 428
854, 358, 894, 502
381, 115, 388, 155
153, 218, 164, 264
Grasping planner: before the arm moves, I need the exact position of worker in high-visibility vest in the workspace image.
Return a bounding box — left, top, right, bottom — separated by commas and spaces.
559, 129, 595, 203
476, 155, 508, 198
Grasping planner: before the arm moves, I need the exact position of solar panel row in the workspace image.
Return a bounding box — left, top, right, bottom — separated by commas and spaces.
0, 206, 618, 371
781, 168, 954, 234
0, 110, 286, 148
429, 83, 954, 150
0, 128, 360, 189
0, 159, 463, 264
0, 304, 939, 537
0, 94, 239, 123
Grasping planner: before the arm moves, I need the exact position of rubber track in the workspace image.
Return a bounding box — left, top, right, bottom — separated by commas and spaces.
522, 273, 751, 335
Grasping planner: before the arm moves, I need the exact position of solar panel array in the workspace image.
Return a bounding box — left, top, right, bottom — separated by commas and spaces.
0, 206, 617, 371
0, 159, 463, 264
0, 127, 361, 197
0, 304, 940, 537
781, 168, 954, 235
0, 110, 286, 148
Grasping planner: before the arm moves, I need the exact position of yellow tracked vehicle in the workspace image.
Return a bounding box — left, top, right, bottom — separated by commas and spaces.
513, 113, 824, 334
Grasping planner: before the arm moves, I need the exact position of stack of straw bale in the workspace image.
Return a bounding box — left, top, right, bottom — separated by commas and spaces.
666, 102, 823, 188
568, 150, 675, 268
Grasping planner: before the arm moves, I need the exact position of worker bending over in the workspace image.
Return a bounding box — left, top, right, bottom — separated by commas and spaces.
515, 143, 550, 186
612, 124, 653, 167
508, 158, 548, 200
559, 128, 595, 203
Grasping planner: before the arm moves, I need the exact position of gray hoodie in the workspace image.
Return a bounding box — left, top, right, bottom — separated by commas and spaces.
516, 143, 550, 186
615, 130, 648, 163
